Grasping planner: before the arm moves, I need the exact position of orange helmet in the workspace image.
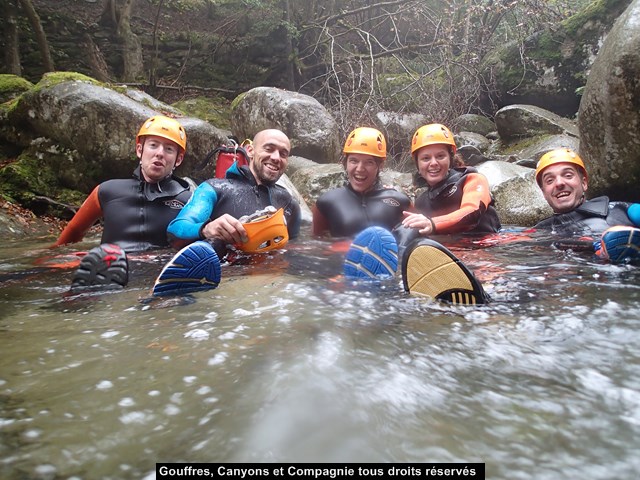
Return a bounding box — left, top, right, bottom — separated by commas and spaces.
136, 115, 187, 152
237, 207, 289, 253
411, 124, 456, 155
535, 148, 587, 186
343, 127, 386, 159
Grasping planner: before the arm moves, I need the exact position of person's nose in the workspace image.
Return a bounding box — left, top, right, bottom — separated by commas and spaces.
553, 175, 567, 189
269, 150, 282, 162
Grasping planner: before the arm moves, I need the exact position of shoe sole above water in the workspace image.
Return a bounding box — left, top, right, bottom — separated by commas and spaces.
601, 226, 640, 264
152, 241, 221, 296
71, 244, 128, 292
344, 226, 398, 279
402, 239, 488, 305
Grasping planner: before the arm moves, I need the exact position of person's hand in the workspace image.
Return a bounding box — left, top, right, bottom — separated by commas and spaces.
201, 214, 248, 244
401, 210, 434, 235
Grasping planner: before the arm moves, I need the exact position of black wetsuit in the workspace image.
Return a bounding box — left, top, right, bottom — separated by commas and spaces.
313, 181, 411, 237
55, 166, 192, 252
167, 163, 301, 256
534, 196, 634, 236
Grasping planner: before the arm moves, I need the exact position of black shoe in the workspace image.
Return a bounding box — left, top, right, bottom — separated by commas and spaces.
71, 244, 128, 292
401, 239, 488, 305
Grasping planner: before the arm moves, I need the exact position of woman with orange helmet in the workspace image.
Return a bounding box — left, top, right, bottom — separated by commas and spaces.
400, 123, 500, 237
52, 115, 193, 291
533, 148, 640, 263
312, 127, 411, 237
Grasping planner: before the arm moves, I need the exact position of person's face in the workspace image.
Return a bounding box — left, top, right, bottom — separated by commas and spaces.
248, 130, 290, 185
539, 163, 588, 213
345, 153, 380, 193
136, 135, 183, 183
415, 144, 451, 187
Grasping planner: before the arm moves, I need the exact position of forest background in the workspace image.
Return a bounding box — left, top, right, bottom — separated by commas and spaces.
3, 0, 593, 137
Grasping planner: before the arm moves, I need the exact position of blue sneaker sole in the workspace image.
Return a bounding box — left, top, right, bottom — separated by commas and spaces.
152, 241, 221, 296
602, 227, 640, 263
344, 226, 398, 279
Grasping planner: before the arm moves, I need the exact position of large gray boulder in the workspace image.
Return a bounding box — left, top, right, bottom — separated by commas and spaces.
230, 87, 341, 164
374, 111, 428, 171
3, 75, 228, 188
453, 114, 496, 137
492, 172, 553, 226
494, 104, 578, 141
578, 0, 640, 201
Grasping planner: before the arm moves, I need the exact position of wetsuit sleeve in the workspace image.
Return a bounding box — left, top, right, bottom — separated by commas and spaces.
311, 204, 330, 236
52, 186, 102, 246
628, 203, 640, 227
431, 173, 492, 234
167, 182, 218, 242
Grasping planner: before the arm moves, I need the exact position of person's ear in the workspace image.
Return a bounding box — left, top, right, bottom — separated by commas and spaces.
174, 151, 184, 168
136, 142, 143, 159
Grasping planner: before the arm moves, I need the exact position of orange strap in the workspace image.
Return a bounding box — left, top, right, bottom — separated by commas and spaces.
53, 187, 103, 246
431, 173, 492, 233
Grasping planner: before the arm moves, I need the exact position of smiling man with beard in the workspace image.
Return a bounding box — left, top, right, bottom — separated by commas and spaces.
166, 128, 301, 259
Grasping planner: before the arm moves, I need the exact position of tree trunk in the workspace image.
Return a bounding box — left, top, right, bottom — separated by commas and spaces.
18, 0, 54, 72
283, 0, 296, 90
82, 32, 112, 82
2, 0, 22, 75
101, 0, 143, 82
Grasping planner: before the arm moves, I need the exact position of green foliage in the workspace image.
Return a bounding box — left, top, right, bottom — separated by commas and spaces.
34, 71, 100, 90
0, 154, 58, 205
172, 96, 232, 129
0, 75, 34, 93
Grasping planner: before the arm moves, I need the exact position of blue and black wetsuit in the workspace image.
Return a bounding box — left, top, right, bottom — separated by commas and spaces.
313, 181, 411, 238
167, 163, 301, 256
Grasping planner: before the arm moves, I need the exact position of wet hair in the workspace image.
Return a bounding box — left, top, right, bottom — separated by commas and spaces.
452, 150, 465, 168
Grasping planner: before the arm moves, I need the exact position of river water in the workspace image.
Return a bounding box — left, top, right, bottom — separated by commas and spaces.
1, 229, 639, 479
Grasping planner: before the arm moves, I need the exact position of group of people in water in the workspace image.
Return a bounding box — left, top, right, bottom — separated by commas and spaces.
52, 115, 640, 304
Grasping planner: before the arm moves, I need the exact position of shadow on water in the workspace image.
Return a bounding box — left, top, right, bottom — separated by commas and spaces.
1, 230, 640, 478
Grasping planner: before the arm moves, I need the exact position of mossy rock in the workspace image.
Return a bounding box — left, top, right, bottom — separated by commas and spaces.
0, 143, 91, 216
0, 75, 34, 104
172, 96, 232, 130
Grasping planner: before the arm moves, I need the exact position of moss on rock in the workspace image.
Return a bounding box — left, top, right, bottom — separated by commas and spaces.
0, 75, 34, 104
172, 96, 232, 129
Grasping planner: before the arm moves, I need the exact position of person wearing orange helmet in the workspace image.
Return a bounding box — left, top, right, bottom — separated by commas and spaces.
52, 115, 193, 290
310, 126, 490, 305
400, 123, 500, 237
312, 127, 411, 237
152, 129, 301, 295
533, 148, 640, 263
